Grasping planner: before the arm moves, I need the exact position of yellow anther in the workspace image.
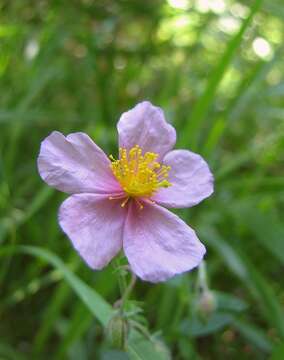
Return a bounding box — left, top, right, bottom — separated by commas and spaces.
109, 145, 172, 198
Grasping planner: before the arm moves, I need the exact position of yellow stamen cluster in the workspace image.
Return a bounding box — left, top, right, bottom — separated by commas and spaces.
110, 145, 171, 198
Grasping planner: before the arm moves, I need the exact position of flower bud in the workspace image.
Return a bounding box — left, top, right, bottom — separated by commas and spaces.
106, 314, 129, 350
197, 290, 216, 318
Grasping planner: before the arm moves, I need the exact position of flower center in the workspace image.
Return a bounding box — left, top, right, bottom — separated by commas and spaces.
109, 145, 171, 199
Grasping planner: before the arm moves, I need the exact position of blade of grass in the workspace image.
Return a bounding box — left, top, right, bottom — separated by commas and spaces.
179, 0, 263, 150
231, 318, 273, 353
233, 206, 284, 266
0, 245, 114, 326
6, 67, 59, 173
201, 226, 284, 339
33, 281, 73, 355
0, 186, 54, 244
215, 125, 284, 180
33, 254, 80, 355
55, 302, 92, 359
0, 245, 170, 359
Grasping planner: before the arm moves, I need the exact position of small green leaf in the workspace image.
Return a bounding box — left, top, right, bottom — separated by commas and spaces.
214, 291, 248, 313
180, 313, 233, 337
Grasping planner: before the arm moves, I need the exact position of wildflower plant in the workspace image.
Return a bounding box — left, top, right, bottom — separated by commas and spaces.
38, 101, 214, 283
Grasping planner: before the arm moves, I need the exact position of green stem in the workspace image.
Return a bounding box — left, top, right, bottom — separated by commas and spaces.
120, 271, 136, 310
197, 260, 209, 293
114, 265, 137, 312
114, 259, 128, 298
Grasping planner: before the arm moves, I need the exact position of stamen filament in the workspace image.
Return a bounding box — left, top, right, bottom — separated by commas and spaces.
109, 194, 126, 200
134, 198, 144, 210
121, 197, 130, 208
109, 145, 172, 201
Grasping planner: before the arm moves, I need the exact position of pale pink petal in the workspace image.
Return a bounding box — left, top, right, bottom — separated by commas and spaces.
123, 201, 206, 282
117, 101, 176, 159
152, 150, 214, 208
38, 131, 121, 194
59, 194, 126, 269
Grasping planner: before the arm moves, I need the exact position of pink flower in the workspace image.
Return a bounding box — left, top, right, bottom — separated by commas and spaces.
37, 101, 214, 282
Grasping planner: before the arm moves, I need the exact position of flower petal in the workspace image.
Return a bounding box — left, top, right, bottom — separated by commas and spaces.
153, 150, 214, 208
123, 201, 206, 282
38, 131, 120, 194
59, 194, 126, 269
117, 101, 176, 159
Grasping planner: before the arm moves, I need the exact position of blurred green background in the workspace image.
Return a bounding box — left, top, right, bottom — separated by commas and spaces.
0, 0, 284, 359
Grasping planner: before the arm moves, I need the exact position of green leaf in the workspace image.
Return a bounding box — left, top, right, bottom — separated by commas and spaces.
180, 313, 233, 337
101, 350, 130, 360
214, 291, 248, 313
0, 245, 114, 326
128, 334, 170, 360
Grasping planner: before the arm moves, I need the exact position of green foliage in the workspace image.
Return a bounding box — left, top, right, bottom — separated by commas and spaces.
0, 0, 283, 359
